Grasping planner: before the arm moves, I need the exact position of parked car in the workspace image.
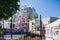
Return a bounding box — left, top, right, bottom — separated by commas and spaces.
4, 29, 30, 35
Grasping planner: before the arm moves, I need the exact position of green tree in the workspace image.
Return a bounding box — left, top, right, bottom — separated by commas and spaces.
0, 0, 20, 39
25, 13, 38, 31
32, 13, 38, 32
25, 13, 38, 20
32, 13, 38, 19
0, 0, 20, 20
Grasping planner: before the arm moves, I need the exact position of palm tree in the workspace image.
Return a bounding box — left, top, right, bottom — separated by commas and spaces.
32, 13, 38, 19
31, 13, 38, 33
25, 13, 38, 33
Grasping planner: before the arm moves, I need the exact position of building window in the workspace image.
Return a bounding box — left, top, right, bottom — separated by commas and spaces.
32, 22, 34, 25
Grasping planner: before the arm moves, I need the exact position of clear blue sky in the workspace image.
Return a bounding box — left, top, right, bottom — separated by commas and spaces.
19, 0, 60, 19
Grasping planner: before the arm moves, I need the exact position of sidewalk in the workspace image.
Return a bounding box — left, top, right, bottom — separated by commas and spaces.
4, 35, 25, 40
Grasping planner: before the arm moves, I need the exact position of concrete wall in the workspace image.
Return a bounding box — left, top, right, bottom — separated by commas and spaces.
42, 17, 50, 25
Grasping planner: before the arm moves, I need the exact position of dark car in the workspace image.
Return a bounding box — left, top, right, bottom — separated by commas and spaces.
4, 29, 30, 35
0, 37, 5, 40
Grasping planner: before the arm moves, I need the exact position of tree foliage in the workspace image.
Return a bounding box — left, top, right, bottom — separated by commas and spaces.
25, 13, 38, 20
32, 13, 38, 19
25, 14, 30, 20
0, 0, 20, 20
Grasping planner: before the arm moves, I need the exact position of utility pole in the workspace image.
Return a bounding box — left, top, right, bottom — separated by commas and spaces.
40, 15, 42, 38
10, 17, 13, 39
3, 18, 4, 39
